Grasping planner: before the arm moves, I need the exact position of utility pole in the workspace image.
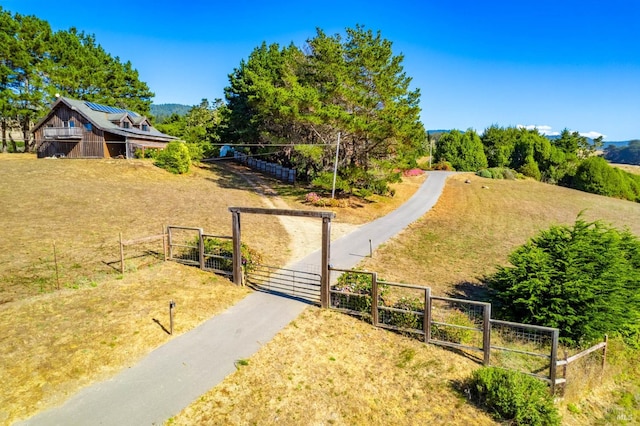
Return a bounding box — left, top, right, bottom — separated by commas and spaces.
331, 132, 341, 199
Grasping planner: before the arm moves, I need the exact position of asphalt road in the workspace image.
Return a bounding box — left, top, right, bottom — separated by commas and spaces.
16, 171, 454, 426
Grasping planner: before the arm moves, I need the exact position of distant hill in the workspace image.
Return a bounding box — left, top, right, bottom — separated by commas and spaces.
151, 103, 192, 123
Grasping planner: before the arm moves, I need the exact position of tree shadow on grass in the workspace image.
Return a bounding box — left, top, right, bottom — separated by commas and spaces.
446, 280, 491, 302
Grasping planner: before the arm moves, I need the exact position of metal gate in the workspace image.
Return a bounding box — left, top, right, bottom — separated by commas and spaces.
245, 264, 322, 304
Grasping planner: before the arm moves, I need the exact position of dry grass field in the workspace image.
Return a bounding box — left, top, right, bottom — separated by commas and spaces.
0, 154, 423, 425
3, 154, 640, 425
0, 154, 286, 304
169, 173, 640, 426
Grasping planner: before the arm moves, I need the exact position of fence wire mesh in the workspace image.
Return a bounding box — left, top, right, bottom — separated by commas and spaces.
167, 227, 201, 266
328, 269, 374, 318
429, 297, 486, 351
201, 235, 233, 275
377, 283, 426, 336
490, 320, 556, 379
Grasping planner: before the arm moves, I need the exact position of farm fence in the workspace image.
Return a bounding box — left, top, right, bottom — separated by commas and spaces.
234, 152, 296, 183
166, 226, 234, 277
328, 267, 606, 395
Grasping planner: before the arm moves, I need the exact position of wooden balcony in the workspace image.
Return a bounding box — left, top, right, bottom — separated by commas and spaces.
44, 127, 83, 140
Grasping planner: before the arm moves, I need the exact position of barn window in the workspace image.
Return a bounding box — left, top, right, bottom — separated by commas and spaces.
122, 122, 130, 129
84, 123, 92, 131
142, 124, 149, 131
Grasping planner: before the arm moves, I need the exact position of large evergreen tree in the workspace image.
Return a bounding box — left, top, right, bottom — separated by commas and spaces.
223, 25, 426, 192
486, 217, 640, 348
0, 7, 154, 150
434, 129, 487, 171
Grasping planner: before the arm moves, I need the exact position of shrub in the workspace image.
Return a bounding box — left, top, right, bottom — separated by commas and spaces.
432, 160, 454, 171
486, 216, 640, 348
380, 296, 424, 332
476, 169, 492, 179
571, 156, 639, 202
154, 141, 191, 174
331, 272, 388, 316
193, 237, 261, 274
403, 168, 424, 177
464, 367, 560, 425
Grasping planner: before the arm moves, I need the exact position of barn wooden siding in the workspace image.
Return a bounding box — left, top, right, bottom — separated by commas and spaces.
34, 104, 124, 158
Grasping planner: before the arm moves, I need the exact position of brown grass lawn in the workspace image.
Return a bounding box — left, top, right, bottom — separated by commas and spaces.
358, 173, 640, 296
0, 155, 286, 303
170, 173, 640, 426
3, 155, 640, 425
0, 155, 426, 425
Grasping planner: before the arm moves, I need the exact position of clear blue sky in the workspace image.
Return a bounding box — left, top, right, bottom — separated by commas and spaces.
5, 0, 640, 140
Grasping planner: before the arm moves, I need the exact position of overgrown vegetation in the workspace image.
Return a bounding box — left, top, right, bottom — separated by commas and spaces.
154, 141, 191, 174
485, 216, 640, 348
463, 367, 561, 425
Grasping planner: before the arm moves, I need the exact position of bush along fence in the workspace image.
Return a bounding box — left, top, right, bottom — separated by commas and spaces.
234, 151, 296, 183
328, 267, 607, 395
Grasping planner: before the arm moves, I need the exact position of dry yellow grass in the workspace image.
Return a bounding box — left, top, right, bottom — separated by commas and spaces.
0, 155, 430, 425
358, 174, 640, 296
170, 308, 495, 425
0, 155, 286, 303
171, 173, 640, 426
5, 155, 640, 425
1, 262, 250, 424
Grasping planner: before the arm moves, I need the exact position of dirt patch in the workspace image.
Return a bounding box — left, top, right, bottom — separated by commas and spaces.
219, 161, 359, 264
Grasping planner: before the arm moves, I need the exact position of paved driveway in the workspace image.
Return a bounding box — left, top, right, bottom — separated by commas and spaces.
17, 171, 454, 426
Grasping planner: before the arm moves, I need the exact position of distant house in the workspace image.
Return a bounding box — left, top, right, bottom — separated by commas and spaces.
32, 97, 176, 159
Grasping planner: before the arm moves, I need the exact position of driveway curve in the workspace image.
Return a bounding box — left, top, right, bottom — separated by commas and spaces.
17, 171, 455, 426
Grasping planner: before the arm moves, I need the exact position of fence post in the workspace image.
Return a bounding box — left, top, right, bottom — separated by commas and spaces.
371, 272, 378, 326
424, 287, 431, 344
162, 225, 167, 261
562, 349, 568, 394
167, 226, 174, 260
231, 211, 242, 286
119, 233, 125, 274
483, 303, 491, 366
320, 216, 331, 308
198, 228, 205, 270
550, 328, 559, 395
602, 334, 608, 375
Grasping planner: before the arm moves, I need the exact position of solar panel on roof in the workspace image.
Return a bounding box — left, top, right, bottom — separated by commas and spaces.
85, 101, 139, 117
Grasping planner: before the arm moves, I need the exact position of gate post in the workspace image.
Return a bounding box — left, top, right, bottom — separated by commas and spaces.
231, 210, 242, 286
321, 216, 331, 308
483, 303, 491, 366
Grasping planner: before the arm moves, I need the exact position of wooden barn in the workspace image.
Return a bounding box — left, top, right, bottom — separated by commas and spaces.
32, 97, 176, 159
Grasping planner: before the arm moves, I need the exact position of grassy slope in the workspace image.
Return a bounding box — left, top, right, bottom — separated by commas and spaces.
0, 155, 424, 425
4, 156, 639, 425
0, 155, 285, 303
170, 173, 640, 425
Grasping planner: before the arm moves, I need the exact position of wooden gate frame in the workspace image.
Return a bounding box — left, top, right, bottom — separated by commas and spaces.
229, 207, 336, 307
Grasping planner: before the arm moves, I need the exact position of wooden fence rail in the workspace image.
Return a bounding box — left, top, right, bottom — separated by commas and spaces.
327, 266, 606, 394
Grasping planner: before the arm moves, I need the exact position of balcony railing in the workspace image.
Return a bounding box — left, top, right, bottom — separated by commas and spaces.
43, 127, 83, 139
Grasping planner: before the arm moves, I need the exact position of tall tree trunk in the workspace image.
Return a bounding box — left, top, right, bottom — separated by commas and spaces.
1, 119, 7, 153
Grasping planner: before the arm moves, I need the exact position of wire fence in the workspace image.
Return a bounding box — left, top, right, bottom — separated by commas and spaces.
327, 266, 606, 394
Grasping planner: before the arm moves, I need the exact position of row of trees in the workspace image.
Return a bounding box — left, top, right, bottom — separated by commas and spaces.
0, 7, 153, 152
434, 126, 640, 202
219, 25, 426, 194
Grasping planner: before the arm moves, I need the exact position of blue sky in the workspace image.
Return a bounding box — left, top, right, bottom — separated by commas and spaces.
5, 0, 640, 140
